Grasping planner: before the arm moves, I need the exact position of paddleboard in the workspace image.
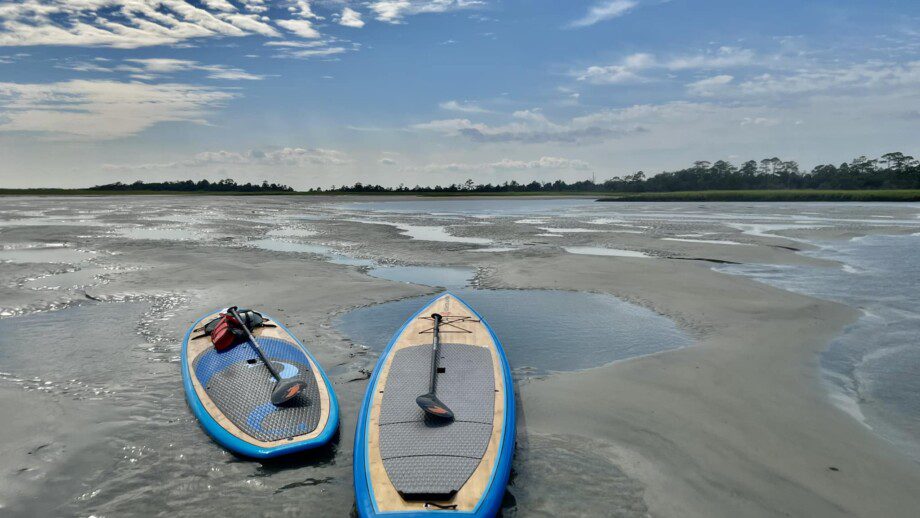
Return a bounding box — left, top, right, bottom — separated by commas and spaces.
354, 293, 515, 517
181, 309, 339, 458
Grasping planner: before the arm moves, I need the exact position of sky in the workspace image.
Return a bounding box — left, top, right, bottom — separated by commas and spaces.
0, 0, 918, 189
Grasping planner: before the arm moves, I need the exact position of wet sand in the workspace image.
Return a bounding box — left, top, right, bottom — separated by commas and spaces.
485, 254, 920, 516
1, 196, 919, 516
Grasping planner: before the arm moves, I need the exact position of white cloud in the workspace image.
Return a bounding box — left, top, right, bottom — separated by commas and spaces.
201, 0, 237, 13
206, 68, 264, 81
411, 99, 819, 146
369, 0, 485, 24
0, 52, 28, 64
577, 47, 754, 84
339, 7, 365, 28
439, 100, 489, 113
63, 57, 264, 80
288, 0, 320, 20
276, 19, 321, 39
0, 0, 282, 49
567, 0, 638, 28
0, 79, 235, 139
124, 58, 265, 80
379, 157, 398, 165
577, 54, 653, 84
105, 146, 353, 170
242, 0, 270, 14
126, 58, 196, 74
686, 74, 733, 96
204, 147, 352, 166
409, 156, 591, 173
264, 40, 327, 48
287, 46, 348, 58
736, 60, 920, 97
0, 0, 473, 62
267, 36, 358, 59
739, 117, 779, 127
412, 113, 645, 143
666, 46, 756, 70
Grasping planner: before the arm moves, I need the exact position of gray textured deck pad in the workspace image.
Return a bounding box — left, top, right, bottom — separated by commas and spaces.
380, 344, 495, 425
195, 338, 321, 443
380, 421, 493, 459
379, 343, 495, 498
382, 457, 482, 498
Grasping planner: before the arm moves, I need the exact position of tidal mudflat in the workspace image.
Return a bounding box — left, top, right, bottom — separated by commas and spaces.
1, 195, 919, 517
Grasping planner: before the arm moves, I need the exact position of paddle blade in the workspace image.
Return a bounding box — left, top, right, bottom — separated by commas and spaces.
271, 378, 307, 406
416, 393, 454, 420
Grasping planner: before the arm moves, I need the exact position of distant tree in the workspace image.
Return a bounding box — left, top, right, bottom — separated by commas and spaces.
882, 152, 914, 171
740, 160, 758, 177
88, 150, 920, 196
89, 178, 293, 193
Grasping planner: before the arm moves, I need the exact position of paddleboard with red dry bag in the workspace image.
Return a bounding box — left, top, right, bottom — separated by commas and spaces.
181, 308, 339, 458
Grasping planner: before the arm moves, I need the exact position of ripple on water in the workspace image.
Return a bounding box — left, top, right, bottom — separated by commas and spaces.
0, 302, 150, 397
0, 246, 96, 264
266, 227, 318, 238
22, 267, 105, 290
717, 233, 920, 460
116, 227, 201, 241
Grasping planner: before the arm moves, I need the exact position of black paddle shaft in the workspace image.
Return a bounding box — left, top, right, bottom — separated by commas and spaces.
428, 313, 443, 394
415, 313, 455, 419
228, 307, 282, 382
228, 306, 306, 407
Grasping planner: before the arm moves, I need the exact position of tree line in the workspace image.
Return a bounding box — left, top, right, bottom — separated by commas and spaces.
88, 152, 918, 194
312, 152, 919, 194
90, 179, 294, 193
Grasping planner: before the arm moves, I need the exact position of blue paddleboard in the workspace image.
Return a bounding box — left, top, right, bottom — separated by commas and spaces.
182, 309, 339, 458
354, 293, 515, 517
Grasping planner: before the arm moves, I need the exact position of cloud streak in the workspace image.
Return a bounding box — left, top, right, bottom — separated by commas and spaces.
105, 146, 353, 170
0, 0, 286, 48
439, 100, 490, 113
339, 7, 365, 28
413, 109, 646, 143
369, 0, 485, 24
577, 47, 755, 84
407, 156, 591, 173
567, 0, 638, 28
0, 79, 235, 140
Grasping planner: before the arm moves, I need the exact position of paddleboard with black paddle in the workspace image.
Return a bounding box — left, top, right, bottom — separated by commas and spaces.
354, 292, 515, 517
181, 308, 339, 458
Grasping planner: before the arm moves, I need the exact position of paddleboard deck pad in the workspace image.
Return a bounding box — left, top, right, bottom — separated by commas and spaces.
354, 293, 515, 517
182, 309, 338, 458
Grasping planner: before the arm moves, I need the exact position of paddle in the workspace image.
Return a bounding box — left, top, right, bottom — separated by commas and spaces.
228, 306, 306, 406
416, 313, 454, 420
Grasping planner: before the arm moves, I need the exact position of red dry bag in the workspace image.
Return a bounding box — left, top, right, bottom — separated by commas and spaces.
210, 314, 242, 351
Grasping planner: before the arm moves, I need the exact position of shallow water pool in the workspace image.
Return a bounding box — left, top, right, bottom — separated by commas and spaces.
336, 289, 692, 375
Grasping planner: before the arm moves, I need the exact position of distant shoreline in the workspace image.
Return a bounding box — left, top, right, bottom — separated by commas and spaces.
2, 188, 919, 201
